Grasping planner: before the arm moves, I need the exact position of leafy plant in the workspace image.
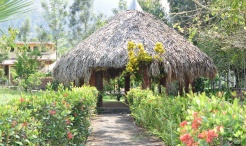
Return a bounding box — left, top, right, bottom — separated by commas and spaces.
178, 93, 246, 145
0, 85, 98, 145
127, 88, 188, 146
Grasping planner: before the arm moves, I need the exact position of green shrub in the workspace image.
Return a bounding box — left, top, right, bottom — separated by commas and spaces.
127, 88, 246, 145
0, 85, 98, 145
127, 88, 188, 146
178, 93, 246, 145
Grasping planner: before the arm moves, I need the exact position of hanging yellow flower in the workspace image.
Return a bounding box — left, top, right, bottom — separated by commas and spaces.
126, 41, 165, 73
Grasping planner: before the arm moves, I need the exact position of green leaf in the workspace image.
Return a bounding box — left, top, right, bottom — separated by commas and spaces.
15, 141, 23, 145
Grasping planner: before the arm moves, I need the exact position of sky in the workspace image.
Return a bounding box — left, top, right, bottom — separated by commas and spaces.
0, 0, 170, 35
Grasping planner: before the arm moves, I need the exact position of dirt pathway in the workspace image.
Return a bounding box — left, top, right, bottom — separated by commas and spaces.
86, 114, 164, 146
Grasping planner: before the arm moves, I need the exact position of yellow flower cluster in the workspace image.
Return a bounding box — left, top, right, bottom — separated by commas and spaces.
154, 42, 165, 54
153, 42, 165, 61
126, 41, 166, 73
126, 41, 152, 73
127, 40, 136, 51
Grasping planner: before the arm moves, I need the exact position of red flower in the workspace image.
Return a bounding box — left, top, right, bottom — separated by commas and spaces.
22, 122, 28, 128
66, 119, 71, 125
191, 117, 202, 129
193, 112, 199, 118
198, 131, 206, 139
180, 133, 194, 146
19, 98, 25, 103
206, 130, 218, 143
67, 131, 73, 139
49, 110, 56, 115
180, 121, 188, 127
198, 130, 218, 143
11, 120, 17, 127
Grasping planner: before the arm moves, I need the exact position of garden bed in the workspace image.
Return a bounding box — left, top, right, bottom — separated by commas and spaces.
0, 85, 98, 145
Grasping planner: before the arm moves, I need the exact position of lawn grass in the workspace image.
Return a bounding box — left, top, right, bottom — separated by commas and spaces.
103, 94, 125, 102
0, 87, 42, 105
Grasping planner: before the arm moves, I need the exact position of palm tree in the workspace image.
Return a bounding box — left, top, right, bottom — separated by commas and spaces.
0, 0, 34, 22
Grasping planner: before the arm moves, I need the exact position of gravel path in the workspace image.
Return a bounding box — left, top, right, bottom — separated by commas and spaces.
86, 114, 164, 146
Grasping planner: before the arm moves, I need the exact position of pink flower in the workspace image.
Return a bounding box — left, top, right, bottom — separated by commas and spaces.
197, 130, 218, 143
67, 131, 73, 139
191, 117, 202, 129
198, 131, 206, 139
19, 98, 25, 103
49, 110, 56, 115
180, 121, 188, 127
206, 130, 218, 143
193, 112, 199, 118
66, 119, 71, 125
180, 133, 194, 146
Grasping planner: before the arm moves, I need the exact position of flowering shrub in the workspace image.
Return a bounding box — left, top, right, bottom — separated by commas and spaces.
127, 88, 246, 146
125, 41, 165, 73
178, 93, 246, 146
0, 85, 98, 145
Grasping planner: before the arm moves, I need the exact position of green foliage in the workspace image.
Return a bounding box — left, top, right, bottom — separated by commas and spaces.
112, 0, 127, 15
68, 0, 94, 45
14, 47, 42, 91
17, 18, 31, 42
0, 28, 18, 62
125, 41, 165, 73
41, 0, 68, 58
0, 0, 34, 22
139, 0, 168, 23
179, 93, 246, 145
128, 88, 246, 145
0, 85, 98, 145
127, 88, 188, 146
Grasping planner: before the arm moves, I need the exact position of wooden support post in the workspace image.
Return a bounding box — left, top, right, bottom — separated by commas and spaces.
95, 71, 103, 91
185, 80, 190, 94
79, 78, 84, 87
159, 76, 168, 95
124, 75, 130, 94
179, 81, 184, 96
89, 71, 96, 87
142, 68, 151, 89
192, 80, 196, 93
89, 70, 103, 107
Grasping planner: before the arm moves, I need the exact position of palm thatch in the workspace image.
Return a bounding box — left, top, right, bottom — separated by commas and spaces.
53, 10, 217, 84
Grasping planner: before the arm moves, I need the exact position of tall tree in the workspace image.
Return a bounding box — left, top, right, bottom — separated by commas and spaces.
18, 18, 31, 42
0, 28, 18, 62
112, 0, 127, 15
169, 0, 246, 89
139, 0, 169, 23
41, 0, 68, 59
69, 0, 94, 45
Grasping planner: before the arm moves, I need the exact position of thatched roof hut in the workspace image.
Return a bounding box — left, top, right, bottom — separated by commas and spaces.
53, 5, 217, 93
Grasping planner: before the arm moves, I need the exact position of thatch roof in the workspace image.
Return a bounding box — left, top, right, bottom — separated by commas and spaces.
53, 10, 217, 84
